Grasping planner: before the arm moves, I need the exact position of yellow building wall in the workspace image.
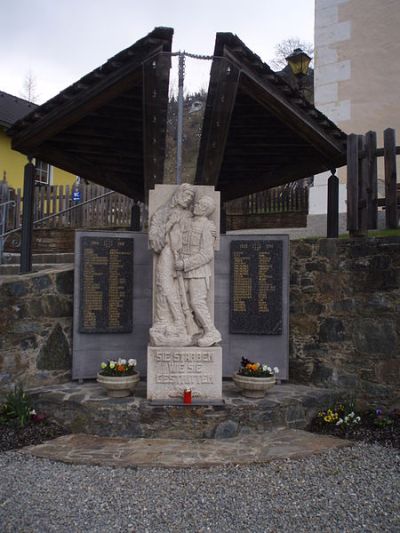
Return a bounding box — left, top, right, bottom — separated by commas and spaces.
0, 129, 75, 191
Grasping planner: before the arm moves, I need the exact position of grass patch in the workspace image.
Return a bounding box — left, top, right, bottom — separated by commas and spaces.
339, 228, 400, 239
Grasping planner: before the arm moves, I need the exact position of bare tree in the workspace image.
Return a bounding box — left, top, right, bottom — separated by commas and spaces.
20, 70, 40, 103
269, 37, 314, 71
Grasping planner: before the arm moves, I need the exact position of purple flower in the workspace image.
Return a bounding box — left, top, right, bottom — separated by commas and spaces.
376, 408, 383, 417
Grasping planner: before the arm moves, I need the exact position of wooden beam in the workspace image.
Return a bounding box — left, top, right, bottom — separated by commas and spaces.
10, 28, 173, 153
143, 52, 171, 195
33, 144, 144, 199
62, 147, 142, 160
238, 73, 345, 164
195, 59, 240, 185
375, 146, 400, 157
12, 69, 143, 151
51, 134, 142, 148
327, 171, 339, 238
365, 131, 378, 229
384, 128, 398, 228
219, 159, 329, 201
20, 160, 35, 273
347, 134, 359, 233
358, 135, 368, 235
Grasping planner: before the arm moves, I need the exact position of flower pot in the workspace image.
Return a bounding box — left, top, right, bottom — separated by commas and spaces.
96, 372, 140, 398
232, 372, 275, 398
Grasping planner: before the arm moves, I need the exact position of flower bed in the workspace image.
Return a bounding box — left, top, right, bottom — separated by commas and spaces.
0, 420, 68, 453
308, 403, 400, 449
0, 385, 68, 452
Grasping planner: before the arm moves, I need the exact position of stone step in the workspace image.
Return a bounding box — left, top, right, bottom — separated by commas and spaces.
22, 429, 350, 468
28, 381, 348, 440
0, 263, 72, 275
2, 253, 74, 265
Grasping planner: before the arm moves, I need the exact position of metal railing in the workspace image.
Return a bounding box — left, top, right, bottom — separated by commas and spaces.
0, 189, 134, 265
0, 200, 16, 264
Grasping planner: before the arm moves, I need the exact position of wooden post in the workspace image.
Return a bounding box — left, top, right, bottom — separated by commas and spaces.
347, 134, 359, 236
384, 128, 398, 228
327, 169, 339, 238
130, 203, 141, 231
143, 53, 171, 201
20, 158, 35, 274
365, 131, 378, 229
220, 202, 226, 234
358, 135, 368, 235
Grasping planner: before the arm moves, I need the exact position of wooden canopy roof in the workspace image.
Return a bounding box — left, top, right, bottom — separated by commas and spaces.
195, 33, 347, 201
8, 28, 347, 203
8, 27, 173, 201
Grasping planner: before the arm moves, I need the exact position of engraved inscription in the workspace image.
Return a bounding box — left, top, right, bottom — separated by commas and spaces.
79, 236, 133, 333
230, 240, 283, 335
153, 351, 215, 384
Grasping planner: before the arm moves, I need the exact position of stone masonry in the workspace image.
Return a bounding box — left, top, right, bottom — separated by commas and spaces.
0, 266, 73, 392
289, 238, 400, 405
0, 237, 399, 405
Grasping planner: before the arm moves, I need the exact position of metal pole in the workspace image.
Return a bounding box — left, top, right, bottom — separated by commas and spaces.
20, 158, 35, 273
176, 52, 185, 184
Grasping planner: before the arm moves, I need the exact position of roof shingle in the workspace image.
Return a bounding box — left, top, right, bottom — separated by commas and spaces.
0, 90, 37, 128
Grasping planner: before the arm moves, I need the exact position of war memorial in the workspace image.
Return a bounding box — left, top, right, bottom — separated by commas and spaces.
72, 182, 289, 404
1, 27, 398, 439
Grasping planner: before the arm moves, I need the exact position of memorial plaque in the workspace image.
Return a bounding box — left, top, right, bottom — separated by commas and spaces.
147, 346, 222, 400
79, 236, 133, 333
230, 240, 283, 335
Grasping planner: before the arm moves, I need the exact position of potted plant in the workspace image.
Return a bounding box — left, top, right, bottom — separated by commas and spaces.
232, 357, 279, 398
96, 358, 140, 398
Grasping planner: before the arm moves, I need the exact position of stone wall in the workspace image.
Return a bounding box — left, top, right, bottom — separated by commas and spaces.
0, 267, 73, 393
289, 238, 400, 404
0, 237, 399, 405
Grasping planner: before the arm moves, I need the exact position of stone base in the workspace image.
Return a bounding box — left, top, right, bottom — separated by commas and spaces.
147, 345, 222, 400
27, 381, 350, 439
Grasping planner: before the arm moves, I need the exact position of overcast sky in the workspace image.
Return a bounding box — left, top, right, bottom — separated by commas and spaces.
1, 0, 314, 104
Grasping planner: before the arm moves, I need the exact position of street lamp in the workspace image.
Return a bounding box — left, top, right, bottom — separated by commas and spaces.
285, 48, 312, 77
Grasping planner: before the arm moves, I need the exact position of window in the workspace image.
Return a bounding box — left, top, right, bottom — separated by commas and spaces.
34, 159, 52, 185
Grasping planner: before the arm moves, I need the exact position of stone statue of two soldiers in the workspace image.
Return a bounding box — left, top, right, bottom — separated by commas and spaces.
149, 184, 221, 348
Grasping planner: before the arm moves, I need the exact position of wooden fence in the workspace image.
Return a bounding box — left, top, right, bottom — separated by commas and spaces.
347, 128, 400, 235
224, 186, 309, 231
0, 182, 135, 233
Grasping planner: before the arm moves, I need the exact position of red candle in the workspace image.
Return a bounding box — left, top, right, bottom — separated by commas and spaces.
183, 388, 192, 404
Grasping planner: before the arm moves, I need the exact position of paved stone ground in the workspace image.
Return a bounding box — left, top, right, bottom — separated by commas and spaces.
21, 429, 350, 468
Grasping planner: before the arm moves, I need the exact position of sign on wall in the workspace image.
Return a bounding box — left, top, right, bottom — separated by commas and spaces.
79, 236, 133, 333
230, 240, 283, 335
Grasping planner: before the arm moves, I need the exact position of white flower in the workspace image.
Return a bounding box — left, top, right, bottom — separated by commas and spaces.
109, 361, 116, 369
273, 367, 279, 374
336, 419, 343, 426
128, 359, 137, 367
118, 358, 127, 365
100, 362, 107, 369
262, 364, 268, 372
355, 416, 361, 423
30, 409, 37, 416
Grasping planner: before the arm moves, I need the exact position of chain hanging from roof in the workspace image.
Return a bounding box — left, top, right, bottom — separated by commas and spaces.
171, 51, 216, 184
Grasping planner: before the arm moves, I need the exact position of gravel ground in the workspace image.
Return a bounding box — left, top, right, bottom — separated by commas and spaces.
0, 443, 399, 533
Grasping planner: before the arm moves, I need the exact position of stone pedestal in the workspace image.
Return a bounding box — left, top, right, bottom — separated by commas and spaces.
147, 346, 222, 400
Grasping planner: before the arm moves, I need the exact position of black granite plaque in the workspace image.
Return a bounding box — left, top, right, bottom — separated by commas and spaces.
79, 236, 133, 333
230, 240, 283, 335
